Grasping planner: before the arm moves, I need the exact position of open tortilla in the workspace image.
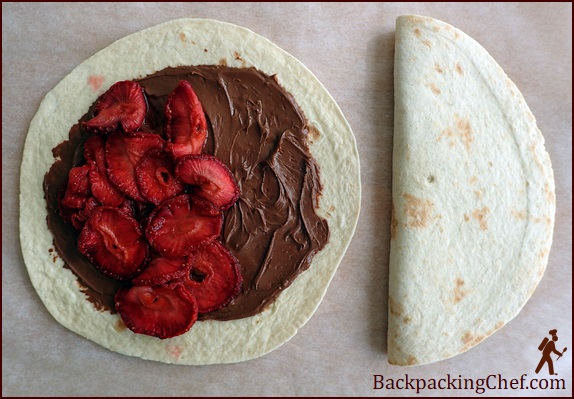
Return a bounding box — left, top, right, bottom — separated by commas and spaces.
388, 15, 555, 366
20, 19, 360, 364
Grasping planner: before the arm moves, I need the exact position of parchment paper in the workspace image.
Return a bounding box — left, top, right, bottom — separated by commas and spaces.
3, 2, 571, 396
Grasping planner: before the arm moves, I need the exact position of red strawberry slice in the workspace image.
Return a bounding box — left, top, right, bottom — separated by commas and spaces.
174, 240, 242, 314
60, 164, 91, 209
70, 196, 101, 230
132, 256, 190, 286
115, 285, 198, 339
176, 155, 240, 210
84, 135, 124, 206
78, 207, 148, 280
164, 80, 208, 158
105, 132, 165, 202
83, 80, 147, 134
146, 194, 222, 259
135, 148, 185, 205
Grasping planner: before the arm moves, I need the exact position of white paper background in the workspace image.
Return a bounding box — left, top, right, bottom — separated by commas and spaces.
2, 2, 572, 396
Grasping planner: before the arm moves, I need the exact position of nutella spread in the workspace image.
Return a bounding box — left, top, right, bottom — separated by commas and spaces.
44, 65, 329, 321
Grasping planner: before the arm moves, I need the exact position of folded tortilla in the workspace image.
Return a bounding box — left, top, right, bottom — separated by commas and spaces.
389, 15, 555, 366
20, 19, 360, 364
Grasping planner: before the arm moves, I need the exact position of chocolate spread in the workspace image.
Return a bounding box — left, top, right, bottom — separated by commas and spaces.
44, 65, 329, 321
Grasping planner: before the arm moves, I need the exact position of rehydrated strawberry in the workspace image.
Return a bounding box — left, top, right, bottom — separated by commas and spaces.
146, 194, 222, 259
164, 80, 208, 158
78, 207, 148, 280
176, 155, 240, 210
175, 240, 242, 314
60, 164, 91, 210
105, 132, 165, 202
84, 135, 125, 206
83, 80, 147, 134
132, 256, 190, 286
135, 148, 185, 205
70, 196, 101, 230
115, 285, 198, 339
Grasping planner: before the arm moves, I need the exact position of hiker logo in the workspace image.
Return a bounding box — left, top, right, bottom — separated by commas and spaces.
535, 329, 568, 376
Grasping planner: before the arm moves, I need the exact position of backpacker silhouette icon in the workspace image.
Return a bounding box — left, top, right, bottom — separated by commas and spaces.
535, 329, 567, 375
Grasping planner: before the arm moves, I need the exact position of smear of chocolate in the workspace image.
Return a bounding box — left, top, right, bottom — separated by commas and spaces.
44, 66, 329, 320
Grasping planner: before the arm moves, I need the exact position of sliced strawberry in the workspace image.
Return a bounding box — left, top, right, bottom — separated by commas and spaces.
70, 196, 101, 230
60, 164, 91, 209
132, 256, 190, 286
174, 240, 242, 314
116, 198, 136, 218
78, 207, 148, 280
84, 135, 125, 206
83, 80, 147, 134
146, 194, 222, 259
105, 132, 165, 202
135, 148, 185, 205
115, 285, 197, 339
176, 155, 240, 210
164, 80, 208, 158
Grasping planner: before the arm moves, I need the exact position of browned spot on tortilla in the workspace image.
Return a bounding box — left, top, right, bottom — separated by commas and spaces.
456, 118, 473, 150
48, 248, 54, 253
538, 248, 549, 259
511, 209, 527, 220
115, 319, 127, 332
403, 193, 433, 228
179, 32, 186, 42
403, 316, 412, 324
453, 278, 466, 303
422, 39, 432, 47
495, 321, 504, 330
435, 63, 444, 74
455, 62, 464, 75
438, 116, 474, 151
472, 207, 490, 231
453, 31, 461, 40
390, 203, 398, 240
389, 296, 403, 316
219, 58, 228, 66
406, 355, 418, 366
544, 183, 555, 204
529, 142, 546, 173
462, 331, 484, 347
474, 190, 483, 199
545, 216, 552, 226
463, 213, 469, 222
325, 204, 335, 218
414, 28, 421, 38
204, 48, 208, 52
538, 265, 546, 278
469, 175, 477, 185
412, 16, 433, 24
433, 25, 440, 32
233, 51, 243, 61
429, 83, 441, 95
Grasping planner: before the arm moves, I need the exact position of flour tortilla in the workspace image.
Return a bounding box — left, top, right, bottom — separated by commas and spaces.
20, 19, 360, 365
388, 15, 555, 366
